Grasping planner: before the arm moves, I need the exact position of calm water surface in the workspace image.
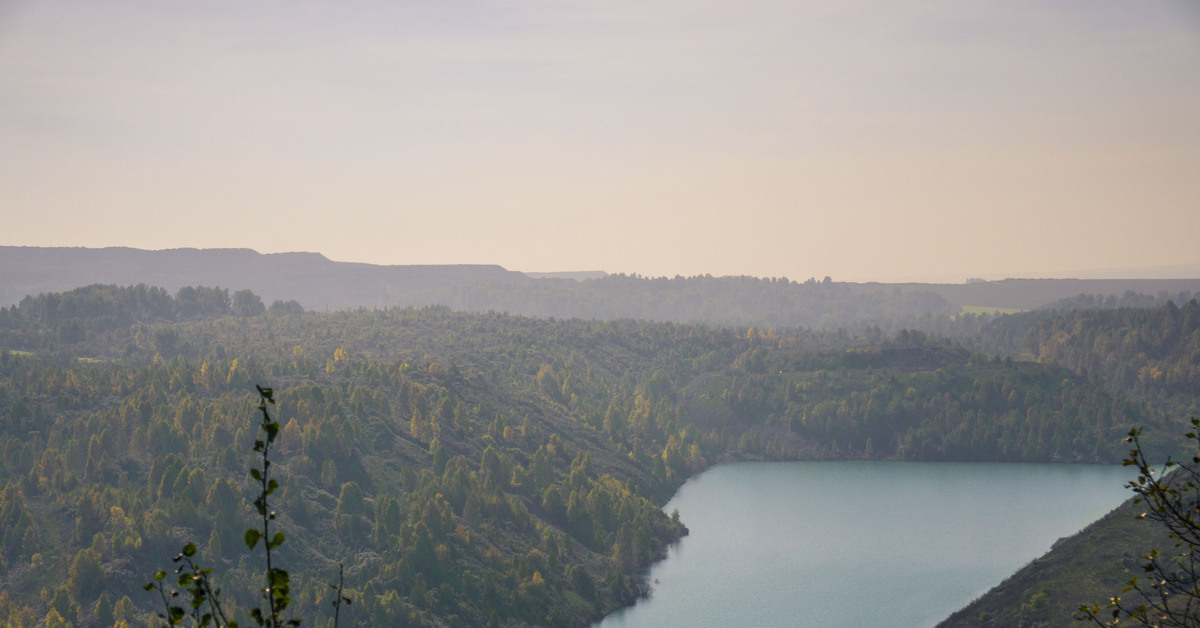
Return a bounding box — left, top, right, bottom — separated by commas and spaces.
595, 461, 1132, 628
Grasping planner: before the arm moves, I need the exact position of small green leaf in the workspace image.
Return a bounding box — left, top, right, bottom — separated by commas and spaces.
245, 529, 262, 549
182, 542, 197, 557
270, 568, 291, 586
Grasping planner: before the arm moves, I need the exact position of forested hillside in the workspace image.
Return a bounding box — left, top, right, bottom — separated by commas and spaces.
0, 284, 1183, 627
973, 299, 1200, 414
426, 273, 960, 332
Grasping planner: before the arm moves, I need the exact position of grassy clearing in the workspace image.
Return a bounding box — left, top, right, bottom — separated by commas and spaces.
961, 305, 1024, 315
2, 349, 104, 362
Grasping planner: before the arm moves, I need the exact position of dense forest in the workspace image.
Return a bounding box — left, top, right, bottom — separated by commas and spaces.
422, 273, 961, 333
0, 284, 1196, 626
973, 299, 1200, 412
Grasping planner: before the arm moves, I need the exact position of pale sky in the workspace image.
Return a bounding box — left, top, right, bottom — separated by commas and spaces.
2, 0, 1199, 282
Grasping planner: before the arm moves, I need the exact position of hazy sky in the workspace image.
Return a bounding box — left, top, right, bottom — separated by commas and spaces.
3, 1, 1199, 282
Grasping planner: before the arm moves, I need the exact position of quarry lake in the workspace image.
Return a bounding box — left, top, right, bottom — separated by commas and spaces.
594, 461, 1133, 628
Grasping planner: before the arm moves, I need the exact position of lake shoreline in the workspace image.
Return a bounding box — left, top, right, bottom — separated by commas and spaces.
594, 460, 1132, 628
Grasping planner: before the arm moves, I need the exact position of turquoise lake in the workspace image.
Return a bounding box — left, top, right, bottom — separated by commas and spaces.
594, 461, 1134, 628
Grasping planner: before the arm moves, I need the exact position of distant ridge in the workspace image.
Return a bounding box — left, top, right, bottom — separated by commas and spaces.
884, 277, 1200, 311
522, 271, 608, 281
1048, 262, 1200, 280
0, 246, 520, 310
3, 246, 1200, 320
